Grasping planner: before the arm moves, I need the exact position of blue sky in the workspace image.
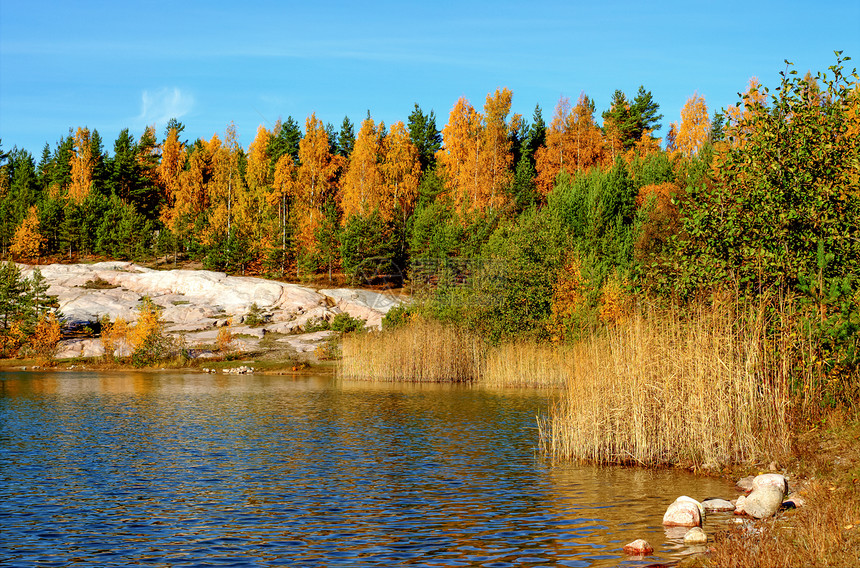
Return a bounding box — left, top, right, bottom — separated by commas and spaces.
2, 0, 858, 157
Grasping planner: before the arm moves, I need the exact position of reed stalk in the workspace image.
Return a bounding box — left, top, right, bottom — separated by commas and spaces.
537, 299, 792, 467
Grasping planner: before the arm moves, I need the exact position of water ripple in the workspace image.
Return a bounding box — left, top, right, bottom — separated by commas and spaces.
1, 372, 734, 566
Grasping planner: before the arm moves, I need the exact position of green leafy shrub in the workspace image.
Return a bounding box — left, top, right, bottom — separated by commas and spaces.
330, 312, 366, 333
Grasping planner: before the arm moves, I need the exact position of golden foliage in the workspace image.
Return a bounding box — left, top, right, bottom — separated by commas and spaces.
128, 298, 163, 351
340, 117, 383, 221
10, 205, 44, 260
68, 127, 94, 203
380, 121, 421, 221
100, 316, 130, 359
237, 125, 277, 258
297, 113, 341, 209
158, 127, 188, 230
597, 276, 630, 327
205, 125, 243, 245
216, 324, 235, 353
673, 92, 710, 158
535, 93, 605, 195
724, 77, 767, 148
31, 312, 63, 360
436, 88, 519, 211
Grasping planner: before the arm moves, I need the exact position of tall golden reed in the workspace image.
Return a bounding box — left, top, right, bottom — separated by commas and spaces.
537, 299, 791, 467
340, 318, 485, 382
483, 342, 571, 388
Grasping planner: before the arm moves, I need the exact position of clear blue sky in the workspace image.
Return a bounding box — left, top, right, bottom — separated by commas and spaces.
2, 0, 858, 157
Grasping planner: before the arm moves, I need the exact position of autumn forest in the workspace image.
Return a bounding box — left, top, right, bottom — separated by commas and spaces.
1, 56, 859, 405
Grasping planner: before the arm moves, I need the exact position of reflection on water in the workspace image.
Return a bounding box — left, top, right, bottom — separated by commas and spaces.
0, 371, 734, 567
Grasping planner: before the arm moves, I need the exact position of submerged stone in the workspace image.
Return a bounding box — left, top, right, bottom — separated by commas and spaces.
683, 527, 708, 545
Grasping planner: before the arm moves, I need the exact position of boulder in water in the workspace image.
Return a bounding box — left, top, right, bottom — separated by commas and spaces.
622, 539, 653, 555
662, 496, 703, 527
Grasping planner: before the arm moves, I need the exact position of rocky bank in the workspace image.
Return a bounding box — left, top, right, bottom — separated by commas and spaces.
21, 262, 403, 361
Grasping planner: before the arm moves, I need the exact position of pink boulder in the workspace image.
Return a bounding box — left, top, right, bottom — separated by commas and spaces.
623, 539, 654, 555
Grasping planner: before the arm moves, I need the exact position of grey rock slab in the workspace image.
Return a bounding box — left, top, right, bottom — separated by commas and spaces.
319, 288, 403, 329
702, 498, 735, 512
277, 331, 335, 353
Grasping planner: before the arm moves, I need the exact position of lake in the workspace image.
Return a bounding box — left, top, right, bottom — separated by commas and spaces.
0, 371, 735, 567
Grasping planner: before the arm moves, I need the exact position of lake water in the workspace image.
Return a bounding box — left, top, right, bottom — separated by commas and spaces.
0, 371, 735, 567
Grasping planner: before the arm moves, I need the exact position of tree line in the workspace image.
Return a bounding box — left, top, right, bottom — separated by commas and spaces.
0, 82, 703, 280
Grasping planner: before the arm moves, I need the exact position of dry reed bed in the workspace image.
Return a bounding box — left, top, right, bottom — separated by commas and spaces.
341, 302, 795, 466
537, 302, 791, 467
340, 319, 484, 382
340, 321, 570, 388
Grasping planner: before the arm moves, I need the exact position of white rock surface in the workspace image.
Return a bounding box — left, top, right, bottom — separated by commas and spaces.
24, 262, 403, 360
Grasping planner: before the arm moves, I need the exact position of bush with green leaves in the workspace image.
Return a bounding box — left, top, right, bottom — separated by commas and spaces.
330, 312, 366, 334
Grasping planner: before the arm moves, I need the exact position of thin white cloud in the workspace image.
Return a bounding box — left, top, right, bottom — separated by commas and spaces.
134, 88, 194, 130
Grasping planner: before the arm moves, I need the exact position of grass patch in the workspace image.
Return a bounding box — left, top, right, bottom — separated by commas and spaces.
80, 276, 118, 289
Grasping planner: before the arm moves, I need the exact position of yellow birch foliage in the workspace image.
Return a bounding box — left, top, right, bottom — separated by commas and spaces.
535, 94, 605, 195
205, 126, 243, 245
176, 138, 215, 231
128, 298, 163, 352
69, 127, 94, 203
673, 93, 710, 158
216, 323, 235, 353
380, 120, 421, 221
270, 153, 297, 252
598, 276, 631, 327
340, 117, 383, 221
294, 114, 343, 257
437, 96, 482, 210
100, 316, 130, 359
436, 89, 519, 211
296, 113, 341, 210
157, 127, 187, 230
238, 125, 276, 257
31, 312, 63, 360
724, 77, 767, 147
10, 205, 44, 260
481, 88, 520, 205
